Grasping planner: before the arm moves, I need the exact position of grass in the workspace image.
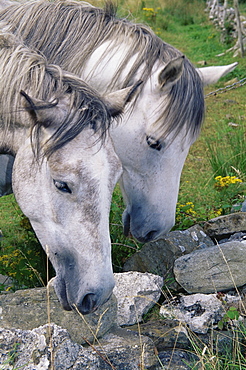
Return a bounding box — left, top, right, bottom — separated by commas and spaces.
178, 86, 246, 220
185, 325, 246, 370
0, 195, 51, 289
206, 124, 246, 179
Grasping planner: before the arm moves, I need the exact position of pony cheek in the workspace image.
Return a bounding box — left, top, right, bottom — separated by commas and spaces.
12, 161, 45, 221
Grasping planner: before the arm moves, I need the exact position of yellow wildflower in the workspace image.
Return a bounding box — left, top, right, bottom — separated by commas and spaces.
209, 208, 223, 218
214, 175, 242, 189
142, 7, 155, 12
142, 7, 157, 21
176, 202, 197, 221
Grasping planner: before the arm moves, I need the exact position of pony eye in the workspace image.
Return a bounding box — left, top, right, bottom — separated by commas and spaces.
53, 180, 72, 194
146, 136, 162, 151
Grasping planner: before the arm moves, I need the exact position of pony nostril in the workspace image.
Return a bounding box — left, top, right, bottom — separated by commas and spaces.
78, 293, 98, 314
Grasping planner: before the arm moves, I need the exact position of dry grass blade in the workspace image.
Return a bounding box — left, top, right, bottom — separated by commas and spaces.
72, 304, 116, 369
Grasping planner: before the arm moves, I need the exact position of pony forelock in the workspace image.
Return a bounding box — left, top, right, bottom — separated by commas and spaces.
0, 24, 111, 158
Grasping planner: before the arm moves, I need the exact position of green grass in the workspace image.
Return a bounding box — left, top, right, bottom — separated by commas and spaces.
186, 323, 246, 370
207, 125, 246, 179
0, 195, 51, 289
110, 184, 143, 272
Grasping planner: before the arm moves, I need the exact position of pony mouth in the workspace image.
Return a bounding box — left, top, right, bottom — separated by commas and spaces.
60, 295, 72, 311
122, 208, 166, 243
53, 276, 73, 311
53, 276, 112, 314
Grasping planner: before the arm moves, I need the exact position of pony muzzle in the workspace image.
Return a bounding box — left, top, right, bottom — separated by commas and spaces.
54, 275, 114, 314
123, 207, 175, 243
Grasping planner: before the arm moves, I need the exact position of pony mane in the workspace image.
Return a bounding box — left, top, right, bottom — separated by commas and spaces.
0, 22, 111, 158
0, 0, 204, 141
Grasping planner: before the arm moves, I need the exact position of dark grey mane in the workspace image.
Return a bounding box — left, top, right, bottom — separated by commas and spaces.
0, 24, 111, 158
0, 0, 204, 141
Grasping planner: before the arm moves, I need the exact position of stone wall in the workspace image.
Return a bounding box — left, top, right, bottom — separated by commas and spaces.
1, 212, 246, 369
206, 0, 246, 55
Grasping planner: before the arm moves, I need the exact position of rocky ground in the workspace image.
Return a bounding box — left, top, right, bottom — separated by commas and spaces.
1, 212, 246, 369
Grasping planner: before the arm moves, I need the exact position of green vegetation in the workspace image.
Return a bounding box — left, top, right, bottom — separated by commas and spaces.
0, 343, 24, 369
186, 322, 246, 369
0, 195, 51, 290
218, 306, 240, 330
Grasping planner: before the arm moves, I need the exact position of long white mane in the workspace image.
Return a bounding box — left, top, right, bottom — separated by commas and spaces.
0, 1, 205, 141
0, 22, 113, 157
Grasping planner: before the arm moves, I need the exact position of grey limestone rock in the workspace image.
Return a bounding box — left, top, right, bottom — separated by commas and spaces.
160, 293, 224, 334
123, 225, 214, 289
174, 240, 246, 293
203, 212, 246, 239
113, 271, 163, 326
0, 285, 117, 344
0, 324, 157, 370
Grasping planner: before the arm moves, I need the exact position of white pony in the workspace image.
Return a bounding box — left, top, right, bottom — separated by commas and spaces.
0, 25, 138, 313
0, 0, 238, 242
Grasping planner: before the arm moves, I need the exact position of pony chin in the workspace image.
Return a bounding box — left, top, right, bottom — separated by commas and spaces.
122, 207, 175, 243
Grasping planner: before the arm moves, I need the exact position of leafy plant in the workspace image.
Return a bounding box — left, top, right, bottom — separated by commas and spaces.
218, 306, 240, 330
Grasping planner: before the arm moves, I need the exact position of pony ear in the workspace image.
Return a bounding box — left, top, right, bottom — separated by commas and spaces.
196, 62, 238, 86
158, 56, 184, 91
104, 81, 143, 117
20, 90, 68, 129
